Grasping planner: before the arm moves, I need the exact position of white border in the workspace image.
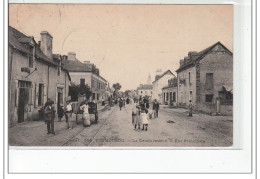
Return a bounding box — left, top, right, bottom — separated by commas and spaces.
3, 0, 254, 175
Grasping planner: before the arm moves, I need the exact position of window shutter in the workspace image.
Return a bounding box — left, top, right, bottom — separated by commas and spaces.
43, 84, 47, 105
34, 83, 39, 107
15, 80, 19, 107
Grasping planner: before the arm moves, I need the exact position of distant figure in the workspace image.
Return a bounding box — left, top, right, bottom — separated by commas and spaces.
188, 100, 193, 117
145, 99, 150, 109
123, 98, 126, 108
153, 99, 160, 118
119, 98, 123, 110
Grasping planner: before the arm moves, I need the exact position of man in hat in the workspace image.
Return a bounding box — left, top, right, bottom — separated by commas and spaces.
153, 99, 160, 118
44, 100, 56, 134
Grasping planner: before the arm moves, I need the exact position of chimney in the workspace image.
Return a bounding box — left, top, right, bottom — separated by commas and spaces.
68, 52, 76, 60
84, 61, 90, 64
156, 69, 162, 76
179, 59, 184, 66
188, 51, 198, 58
40, 31, 53, 59
184, 56, 190, 64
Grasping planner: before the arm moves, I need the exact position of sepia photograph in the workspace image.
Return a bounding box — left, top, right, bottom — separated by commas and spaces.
8, 4, 233, 147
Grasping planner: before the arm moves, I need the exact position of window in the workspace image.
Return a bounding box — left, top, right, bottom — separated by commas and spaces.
29, 56, 33, 68
38, 84, 44, 106
80, 79, 85, 86
28, 46, 34, 68
205, 73, 214, 90
189, 72, 191, 83
205, 94, 214, 102
58, 62, 61, 76
173, 92, 176, 102
141, 91, 143, 94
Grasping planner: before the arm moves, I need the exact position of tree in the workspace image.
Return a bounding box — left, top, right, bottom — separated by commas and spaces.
69, 82, 92, 101
112, 83, 122, 97
124, 90, 131, 97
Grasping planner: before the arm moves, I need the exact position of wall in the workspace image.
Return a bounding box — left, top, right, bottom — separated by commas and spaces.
196, 44, 233, 114
138, 89, 152, 97
162, 86, 177, 106
177, 66, 196, 106
152, 73, 175, 103
9, 47, 50, 125
69, 72, 92, 86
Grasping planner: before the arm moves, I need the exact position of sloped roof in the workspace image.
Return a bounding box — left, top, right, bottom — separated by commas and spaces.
137, 84, 153, 90
62, 58, 92, 72
176, 41, 233, 73
8, 26, 57, 66
152, 70, 175, 83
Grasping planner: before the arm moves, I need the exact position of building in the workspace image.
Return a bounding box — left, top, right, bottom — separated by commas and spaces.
137, 74, 153, 98
176, 42, 233, 115
8, 26, 70, 126
151, 69, 176, 103
162, 77, 178, 106
61, 53, 108, 102
137, 84, 153, 98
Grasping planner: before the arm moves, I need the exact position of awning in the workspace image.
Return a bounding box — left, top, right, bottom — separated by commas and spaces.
223, 85, 233, 94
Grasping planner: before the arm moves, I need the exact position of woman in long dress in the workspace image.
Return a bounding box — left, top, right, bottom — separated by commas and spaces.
132, 105, 141, 130
80, 101, 90, 127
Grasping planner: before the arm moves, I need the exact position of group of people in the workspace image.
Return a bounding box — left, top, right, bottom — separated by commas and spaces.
43, 98, 74, 135
131, 97, 160, 131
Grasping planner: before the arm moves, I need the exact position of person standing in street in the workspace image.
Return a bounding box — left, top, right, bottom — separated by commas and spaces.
119, 98, 123, 110
132, 104, 141, 130
140, 107, 149, 131
44, 100, 55, 134
58, 105, 64, 122
50, 101, 56, 134
65, 100, 73, 129
153, 99, 160, 118
188, 100, 193, 117
80, 101, 91, 126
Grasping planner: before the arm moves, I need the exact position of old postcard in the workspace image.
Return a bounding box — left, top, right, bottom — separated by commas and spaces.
8, 4, 233, 147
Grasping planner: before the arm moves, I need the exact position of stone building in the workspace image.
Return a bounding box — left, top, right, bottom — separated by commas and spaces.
151, 69, 176, 103
61, 53, 108, 102
162, 77, 178, 106
176, 42, 233, 115
8, 26, 70, 126
137, 74, 153, 98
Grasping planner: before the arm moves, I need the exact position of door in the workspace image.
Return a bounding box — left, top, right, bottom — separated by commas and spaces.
57, 92, 61, 111
18, 88, 29, 123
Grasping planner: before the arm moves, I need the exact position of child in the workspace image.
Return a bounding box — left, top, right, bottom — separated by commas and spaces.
140, 108, 149, 131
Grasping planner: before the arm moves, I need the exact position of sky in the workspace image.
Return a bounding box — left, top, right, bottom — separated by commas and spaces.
9, 4, 233, 91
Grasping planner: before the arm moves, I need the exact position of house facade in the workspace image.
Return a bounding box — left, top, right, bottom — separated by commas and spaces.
151, 70, 176, 103
137, 84, 153, 98
62, 53, 108, 102
176, 42, 233, 115
8, 26, 70, 126
162, 77, 178, 106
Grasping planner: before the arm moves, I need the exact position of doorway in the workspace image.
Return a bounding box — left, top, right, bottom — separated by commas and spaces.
18, 88, 29, 123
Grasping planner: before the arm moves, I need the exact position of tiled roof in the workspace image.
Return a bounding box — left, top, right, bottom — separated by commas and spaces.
176, 42, 233, 73
137, 84, 153, 90
8, 26, 57, 66
152, 70, 175, 83
61, 58, 92, 72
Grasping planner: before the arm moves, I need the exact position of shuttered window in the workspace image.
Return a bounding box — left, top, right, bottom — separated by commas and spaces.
205, 73, 214, 90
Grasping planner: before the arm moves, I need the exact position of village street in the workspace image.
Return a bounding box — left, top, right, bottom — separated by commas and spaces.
9, 103, 233, 147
